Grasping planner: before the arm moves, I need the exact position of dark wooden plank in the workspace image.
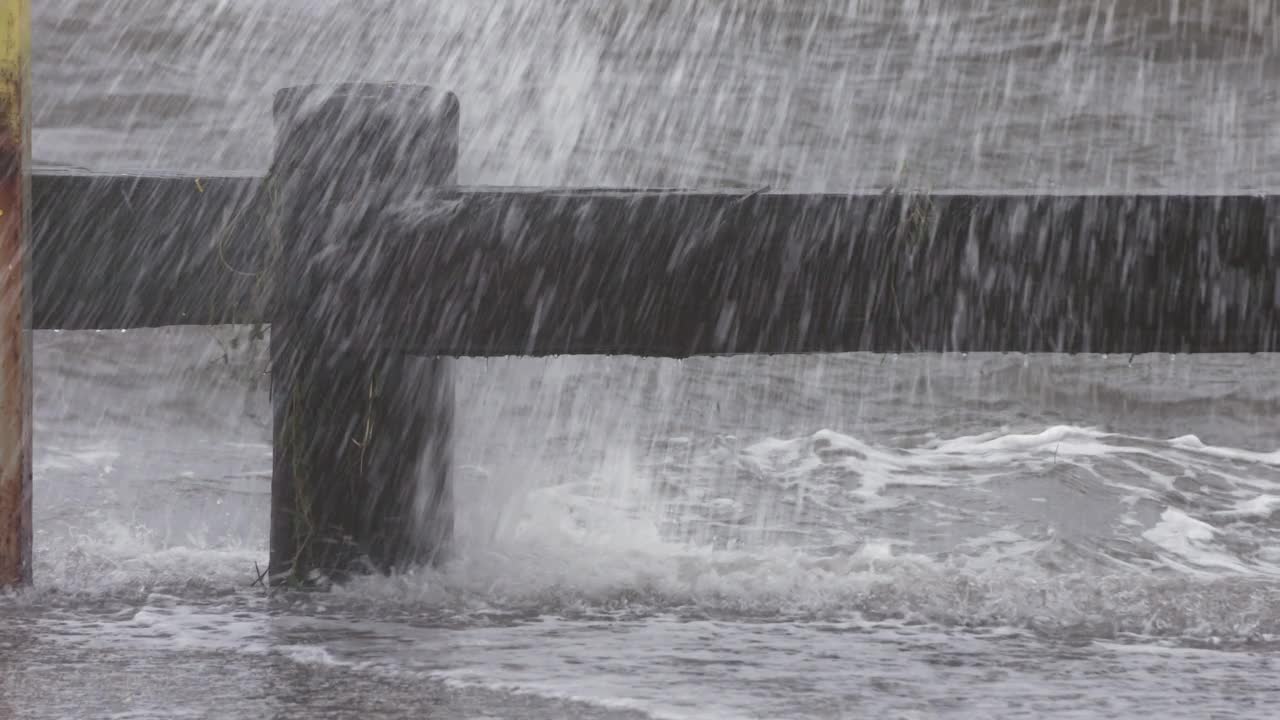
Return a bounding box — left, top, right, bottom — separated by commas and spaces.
30, 171, 1280, 353
335, 190, 1278, 355
31, 171, 268, 329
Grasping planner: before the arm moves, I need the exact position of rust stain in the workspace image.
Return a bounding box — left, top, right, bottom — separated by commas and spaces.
0, 147, 28, 588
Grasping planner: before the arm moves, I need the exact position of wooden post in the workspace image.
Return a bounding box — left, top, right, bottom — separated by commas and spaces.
268, 83, 457, 584
0, 0, 30, 589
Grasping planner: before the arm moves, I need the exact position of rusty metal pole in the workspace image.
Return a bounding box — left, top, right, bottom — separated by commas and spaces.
0, 0, 30, 589
268, 84, 457, 584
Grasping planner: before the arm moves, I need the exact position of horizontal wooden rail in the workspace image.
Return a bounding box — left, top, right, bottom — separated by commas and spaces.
31, 171, 1280, 354
32, 171, 266, 329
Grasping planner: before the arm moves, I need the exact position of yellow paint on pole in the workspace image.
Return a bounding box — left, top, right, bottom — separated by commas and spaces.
0, 0, 30, 588
0, 0, 27, 133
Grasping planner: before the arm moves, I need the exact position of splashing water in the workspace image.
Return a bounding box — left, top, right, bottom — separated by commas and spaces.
7, 2, 1280, 719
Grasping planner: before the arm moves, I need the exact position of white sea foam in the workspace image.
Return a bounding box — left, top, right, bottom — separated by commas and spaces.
21, 409, 1280, 634
1142, 508, 1258, 576
430, 671, 701, 720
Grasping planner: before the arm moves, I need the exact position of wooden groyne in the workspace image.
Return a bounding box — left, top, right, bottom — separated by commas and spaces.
3, 78, 1279, 586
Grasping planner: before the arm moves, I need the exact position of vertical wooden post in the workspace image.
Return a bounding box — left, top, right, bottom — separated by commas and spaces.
268, 84, 457, 584
0, 0, 30, 589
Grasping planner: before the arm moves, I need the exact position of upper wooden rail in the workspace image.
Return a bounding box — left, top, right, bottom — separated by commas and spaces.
30, 170, 1280, 354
